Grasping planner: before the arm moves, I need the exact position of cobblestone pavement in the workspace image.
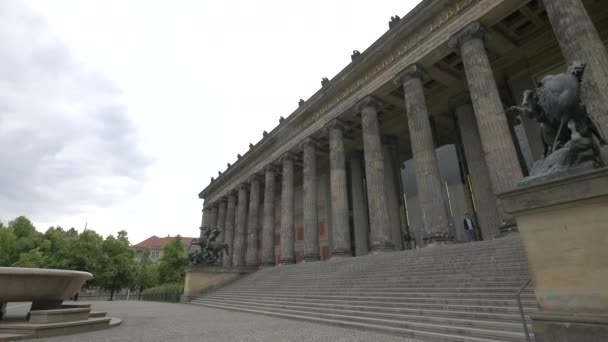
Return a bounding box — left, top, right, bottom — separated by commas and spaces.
15, 301, 419, 342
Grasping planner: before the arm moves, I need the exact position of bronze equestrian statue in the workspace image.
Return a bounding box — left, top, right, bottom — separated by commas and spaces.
189, 225, 229, 266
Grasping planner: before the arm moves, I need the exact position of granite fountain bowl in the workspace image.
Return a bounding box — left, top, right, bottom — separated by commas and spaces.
0, 267, 92, 302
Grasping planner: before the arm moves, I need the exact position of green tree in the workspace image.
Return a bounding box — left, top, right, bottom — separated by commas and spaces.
157, 236, 189, 284
9, 216, 43, 262
12, 247, 47, 268
98, 230, 137, 300
0, 224, 17, 266
134, 248, 158, 299
56, 229, 104, 287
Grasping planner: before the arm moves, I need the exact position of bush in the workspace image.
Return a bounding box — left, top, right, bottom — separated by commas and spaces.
141, 283, 183, 303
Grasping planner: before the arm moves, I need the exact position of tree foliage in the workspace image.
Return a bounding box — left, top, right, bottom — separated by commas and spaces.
157, 236, 189, 284
98, 231, 137, 300
0, 216, 189, 297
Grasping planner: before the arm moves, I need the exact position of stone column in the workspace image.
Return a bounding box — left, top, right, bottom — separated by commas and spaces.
232, 184, 249, 267
261, 165, 277, 266
382, 136, 404, 250
245, 175, 262, 266
328, 120, 353, 257
280, 153, 296, 264
209, 205, 219, 227
222, 190, 237, 267
302, 138, 320, 261
451, 95, 502, 239
394, 65, 452, 244
544, 0, 608, 130
350, 151, 370, 256
355, 97, 394, 251
449, 23, 524, 211
199, 207, 207, 239
216, 197, 227, 242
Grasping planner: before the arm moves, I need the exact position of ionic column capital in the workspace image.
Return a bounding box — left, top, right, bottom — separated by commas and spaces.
218, 196, 228, 204
355, 96, 384, 113
448, 22, 485, 50
448, 93, 473, 111
394, 64, 426, 85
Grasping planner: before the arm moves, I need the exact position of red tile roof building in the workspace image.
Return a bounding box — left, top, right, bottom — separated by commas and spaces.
132, 235, 197, 261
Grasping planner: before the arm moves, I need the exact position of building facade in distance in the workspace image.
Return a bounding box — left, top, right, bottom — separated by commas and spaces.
197, 0, 608, 266
132, 235, 197, 261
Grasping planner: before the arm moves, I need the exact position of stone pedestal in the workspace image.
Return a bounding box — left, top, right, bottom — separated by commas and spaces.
181, 266, 257, 302
499, 167, 608, 341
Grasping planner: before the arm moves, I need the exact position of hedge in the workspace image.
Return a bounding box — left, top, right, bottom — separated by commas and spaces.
141, 283, 183, 303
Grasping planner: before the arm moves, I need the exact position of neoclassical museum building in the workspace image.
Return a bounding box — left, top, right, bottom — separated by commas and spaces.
197, 0, 608, 267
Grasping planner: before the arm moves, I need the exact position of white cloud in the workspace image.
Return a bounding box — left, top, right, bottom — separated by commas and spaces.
0, 1, 152, 223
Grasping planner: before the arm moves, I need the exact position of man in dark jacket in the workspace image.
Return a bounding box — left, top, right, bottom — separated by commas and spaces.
463, 212, 476, 242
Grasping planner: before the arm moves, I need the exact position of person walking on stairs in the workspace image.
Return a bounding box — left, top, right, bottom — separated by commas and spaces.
463, 212, 477, 242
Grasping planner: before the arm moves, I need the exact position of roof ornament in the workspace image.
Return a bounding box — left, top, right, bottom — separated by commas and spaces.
321, 77, 330, 88
351, 50, 361, 62
389, 15, 401, 29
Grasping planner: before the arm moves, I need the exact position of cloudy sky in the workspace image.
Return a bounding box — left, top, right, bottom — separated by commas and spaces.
0, 0, 421, 244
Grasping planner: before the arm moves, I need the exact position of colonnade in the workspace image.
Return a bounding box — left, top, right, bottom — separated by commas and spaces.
200, 2, 608, 267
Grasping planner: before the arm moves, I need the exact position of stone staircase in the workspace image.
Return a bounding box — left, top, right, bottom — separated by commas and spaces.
190, 235, 536, 341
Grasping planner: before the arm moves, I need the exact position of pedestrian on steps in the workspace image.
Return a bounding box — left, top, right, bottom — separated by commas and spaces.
463, 212, 476, 242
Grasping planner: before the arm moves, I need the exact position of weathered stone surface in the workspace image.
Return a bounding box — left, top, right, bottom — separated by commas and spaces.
356, 97, 394, 251
350, 152, 370, 256
232, 184, 249, 267
396, 65, 451, 244
450, 22, 523, 196
222, 191, 237, 268
302, 139, 320, 261
280, 154, 296, 264
451, 95, 501, 239
328, 121, 352, 257
261, 166, 276, 266
182, 266, 256, 300
499, 168, 608, 313
216, 198, 227, 242
532, 312, 608, 342
450, 23, 523, 231
381, 137, 403, 250
543, 0, 608, 132
245, 176, 262, 266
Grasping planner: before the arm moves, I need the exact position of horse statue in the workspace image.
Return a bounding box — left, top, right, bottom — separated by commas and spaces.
189, 225, 229, 266
508, 61, 606, 180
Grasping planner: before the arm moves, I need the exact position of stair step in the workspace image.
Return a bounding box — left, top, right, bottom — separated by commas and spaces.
194, 301, 526, 342
191, 236, 537, 341
197, 297, 531, 331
